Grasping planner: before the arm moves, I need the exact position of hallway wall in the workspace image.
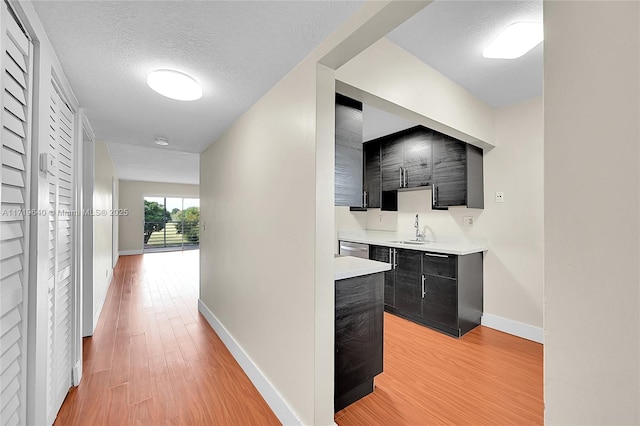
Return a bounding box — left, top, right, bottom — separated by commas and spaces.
92, 140, 118, 331
118, 180, 199, 254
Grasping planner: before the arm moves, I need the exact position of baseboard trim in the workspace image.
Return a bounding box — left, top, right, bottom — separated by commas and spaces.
198, 299, 301, 425
481, 313, 543, 344
72, 359, 82, 386
92, 269, 112, 331
119, 249, 143, 256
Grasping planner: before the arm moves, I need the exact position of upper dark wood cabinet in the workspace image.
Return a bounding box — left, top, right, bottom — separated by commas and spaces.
363, 141, 381, 208
335, 94, 363, 207
363, 125, 484, 211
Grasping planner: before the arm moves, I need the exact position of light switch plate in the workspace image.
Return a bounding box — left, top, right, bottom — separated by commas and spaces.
463, 216, 474, 226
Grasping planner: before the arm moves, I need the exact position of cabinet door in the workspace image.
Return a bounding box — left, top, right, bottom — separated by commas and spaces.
394, 249, 423, 318
432, 134, 467, 208
403, 128, 432, 188
363, 141, 381, 208
369, 245, 395, 307
380, 137, 403, 192
423, 274, 458, 330
335, 95, 363, 207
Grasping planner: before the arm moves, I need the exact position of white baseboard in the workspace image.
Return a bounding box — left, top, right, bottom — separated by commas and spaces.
119, 249, 143, 256
198, 300, 301, 425
481, 313, 544, 344
72, 359, 82, 386
93, 269, 112, 331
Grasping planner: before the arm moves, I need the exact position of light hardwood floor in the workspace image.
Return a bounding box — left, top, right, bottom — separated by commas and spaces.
55, 251, 542, 425
54, 251, 279, 425
335, 312, 543, 425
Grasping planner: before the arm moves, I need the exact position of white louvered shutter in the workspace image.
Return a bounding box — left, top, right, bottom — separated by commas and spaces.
45, 83, 75, 423
0, 4, 32, 426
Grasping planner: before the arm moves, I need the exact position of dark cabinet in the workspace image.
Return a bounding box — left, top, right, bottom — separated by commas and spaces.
402, 128, 433, 188
363, 141, 381, 208
335, 94, 363, 207
363, 125, 483, 211
335, 272, 384, 412
382, 247, 483, 338
431, 135, 484, 209
394, 249, 423, 318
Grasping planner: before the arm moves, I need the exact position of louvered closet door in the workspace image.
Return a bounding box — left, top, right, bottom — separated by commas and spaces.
46, 84, 75, 424
0, 4, 32, 426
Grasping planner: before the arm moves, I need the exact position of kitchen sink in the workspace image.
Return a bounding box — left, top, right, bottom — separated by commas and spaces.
388, 240, 430, 245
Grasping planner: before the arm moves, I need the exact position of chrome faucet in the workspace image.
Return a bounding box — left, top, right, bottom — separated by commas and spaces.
414, 214, 426, 242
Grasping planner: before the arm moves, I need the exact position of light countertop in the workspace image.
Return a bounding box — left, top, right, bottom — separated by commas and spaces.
338, 230, 488, 256
334, 255, 391, 280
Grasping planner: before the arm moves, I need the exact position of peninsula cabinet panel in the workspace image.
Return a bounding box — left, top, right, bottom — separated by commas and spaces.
335, 273, 384, 412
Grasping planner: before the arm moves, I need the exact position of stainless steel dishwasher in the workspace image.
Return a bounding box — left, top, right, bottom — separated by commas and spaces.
338, 241, 369, 259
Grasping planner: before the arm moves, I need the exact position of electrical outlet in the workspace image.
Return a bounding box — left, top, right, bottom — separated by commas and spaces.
463, 216, 474, 226
495, 191, 504, 203
379, 215, 383, 223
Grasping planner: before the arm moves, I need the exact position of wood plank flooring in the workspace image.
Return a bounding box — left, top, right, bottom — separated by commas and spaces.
55, 250, 542, 425
335, 312, 543, 425
54, 251, 279, 426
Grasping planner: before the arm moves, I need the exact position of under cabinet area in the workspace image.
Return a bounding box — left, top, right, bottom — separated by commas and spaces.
368, 244, 483, 337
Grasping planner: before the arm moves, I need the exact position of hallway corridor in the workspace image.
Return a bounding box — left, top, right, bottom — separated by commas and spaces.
54, 251, 279, 425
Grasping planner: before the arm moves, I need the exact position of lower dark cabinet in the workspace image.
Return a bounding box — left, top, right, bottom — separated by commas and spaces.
423, 274, 457, 330
394, 249, 422, 318
374, 246, 483, 338
369, 245, 395, 307
335, 272, 384, 412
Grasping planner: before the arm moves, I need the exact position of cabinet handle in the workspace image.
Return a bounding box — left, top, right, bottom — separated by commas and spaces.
389, 248, 393, 268
424, 253, 448, 258
421, 275, 426, 298
393, 248, 397, 269
404, 168, 408, 187
363, 191, 367, 208
432, 184, 437, 205
399, 167, 403, 188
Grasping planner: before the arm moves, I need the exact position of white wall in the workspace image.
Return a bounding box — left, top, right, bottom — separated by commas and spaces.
336, 37, 495, 148
544, 1, 639, 423
92, 140, 117, 331
118, 180, 199, 254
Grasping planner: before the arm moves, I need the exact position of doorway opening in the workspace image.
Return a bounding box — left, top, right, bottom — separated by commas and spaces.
143, 196, 200, 252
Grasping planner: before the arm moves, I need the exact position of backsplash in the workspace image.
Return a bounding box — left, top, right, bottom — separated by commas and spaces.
337, 188, 482, 242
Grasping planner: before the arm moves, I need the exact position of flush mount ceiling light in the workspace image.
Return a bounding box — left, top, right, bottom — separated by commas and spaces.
483, 22, 543, 59
154, 137, 169, 146
147, 69, 202, 101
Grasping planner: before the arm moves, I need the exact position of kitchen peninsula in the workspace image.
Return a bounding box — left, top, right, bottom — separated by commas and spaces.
334, 255, 391, 412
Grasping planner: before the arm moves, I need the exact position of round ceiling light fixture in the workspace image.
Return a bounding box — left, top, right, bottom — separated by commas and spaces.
147, 69, 202, 101
154, 137, 169, 146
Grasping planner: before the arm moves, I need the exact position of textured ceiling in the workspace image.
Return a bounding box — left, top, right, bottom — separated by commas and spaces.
33, 1, 542, 186
388, 0, 543, 108
32, 1, 364, 184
